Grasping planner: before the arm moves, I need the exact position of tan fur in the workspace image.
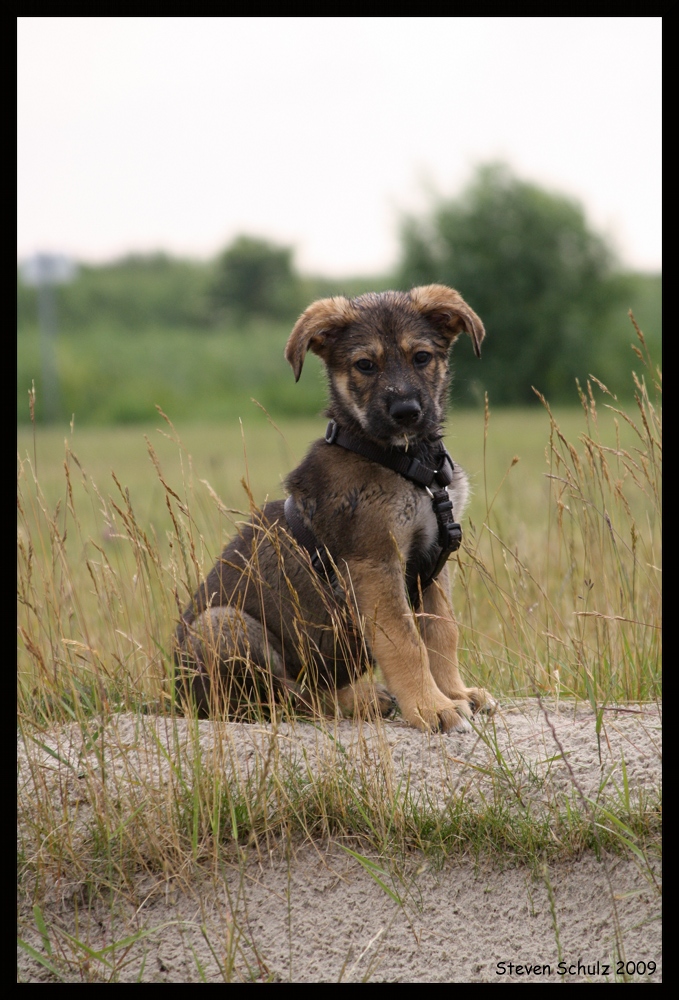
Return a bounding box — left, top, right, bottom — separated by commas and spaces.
408, 284, 485, 357
175, 286, 495, 731
285, 296, 360, 381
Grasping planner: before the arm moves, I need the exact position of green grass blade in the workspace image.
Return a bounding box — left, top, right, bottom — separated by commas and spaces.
338, 846, 403, 905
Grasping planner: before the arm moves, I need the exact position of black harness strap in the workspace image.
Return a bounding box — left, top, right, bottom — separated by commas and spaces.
284, 421, 463, 607
324, 419, 455, 488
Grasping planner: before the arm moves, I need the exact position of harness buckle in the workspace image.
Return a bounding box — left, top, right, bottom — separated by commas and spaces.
325, 420, 339, 445
405, 456, 430, 484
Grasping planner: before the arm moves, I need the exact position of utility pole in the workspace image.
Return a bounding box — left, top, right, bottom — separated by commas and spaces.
20, 253, 77, 422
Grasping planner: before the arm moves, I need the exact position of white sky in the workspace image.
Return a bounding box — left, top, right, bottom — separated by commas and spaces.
17, 16, 662, 276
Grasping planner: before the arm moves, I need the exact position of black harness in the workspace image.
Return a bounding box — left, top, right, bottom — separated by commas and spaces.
283, 420, 462, 608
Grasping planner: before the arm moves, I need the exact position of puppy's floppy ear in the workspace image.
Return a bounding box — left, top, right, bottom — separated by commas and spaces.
285, 297, 358, 381
409, 284, 485, 358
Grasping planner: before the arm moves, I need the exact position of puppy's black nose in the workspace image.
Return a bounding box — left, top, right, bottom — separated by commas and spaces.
389, 399, 422, 424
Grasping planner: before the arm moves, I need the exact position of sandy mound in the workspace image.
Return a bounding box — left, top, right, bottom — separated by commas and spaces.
18, 700, 661, 982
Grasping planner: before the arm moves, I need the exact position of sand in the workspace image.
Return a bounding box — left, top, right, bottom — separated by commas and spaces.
17, 700, 661, 983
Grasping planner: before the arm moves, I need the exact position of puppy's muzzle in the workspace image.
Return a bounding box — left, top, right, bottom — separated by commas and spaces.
388, 398, 422, 426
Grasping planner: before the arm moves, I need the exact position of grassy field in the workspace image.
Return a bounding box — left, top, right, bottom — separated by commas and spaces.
17, 338, 661, 980
18, 379, 661, 708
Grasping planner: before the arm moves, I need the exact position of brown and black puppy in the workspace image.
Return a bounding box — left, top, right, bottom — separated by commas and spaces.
174, 285, 496, 732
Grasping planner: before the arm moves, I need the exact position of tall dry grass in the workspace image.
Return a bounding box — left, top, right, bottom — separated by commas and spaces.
456, 317, 661, 707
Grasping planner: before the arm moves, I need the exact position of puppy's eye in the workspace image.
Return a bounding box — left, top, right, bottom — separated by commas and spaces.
355, 359, 376, 373
413, 351, 432, 367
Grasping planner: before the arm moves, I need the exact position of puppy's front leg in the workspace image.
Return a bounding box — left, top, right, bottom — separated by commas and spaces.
420, 570, 496, 716
349, 560, 471, 733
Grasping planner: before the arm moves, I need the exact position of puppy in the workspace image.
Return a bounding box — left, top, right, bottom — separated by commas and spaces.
174, 285, 495, 732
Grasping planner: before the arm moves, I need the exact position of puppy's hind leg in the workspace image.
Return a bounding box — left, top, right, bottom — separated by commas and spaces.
335, 675, 398, 719
175, 607, 289, 718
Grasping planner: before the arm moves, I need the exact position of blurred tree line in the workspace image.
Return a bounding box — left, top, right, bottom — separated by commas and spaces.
16, 238, 378, 335
397, 163, 661, 404
18, 164, 661, 422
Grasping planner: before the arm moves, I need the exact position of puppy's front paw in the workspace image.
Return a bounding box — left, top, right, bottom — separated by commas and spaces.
411, 698, 473, 734
442, 698, 474, 733
443, 709, 473, 734
466, 687, 497, 716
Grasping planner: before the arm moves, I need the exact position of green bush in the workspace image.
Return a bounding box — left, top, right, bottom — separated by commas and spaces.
397, 163, 661, 404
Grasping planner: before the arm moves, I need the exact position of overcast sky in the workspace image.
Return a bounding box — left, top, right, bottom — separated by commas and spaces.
17, 16, 661, 276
